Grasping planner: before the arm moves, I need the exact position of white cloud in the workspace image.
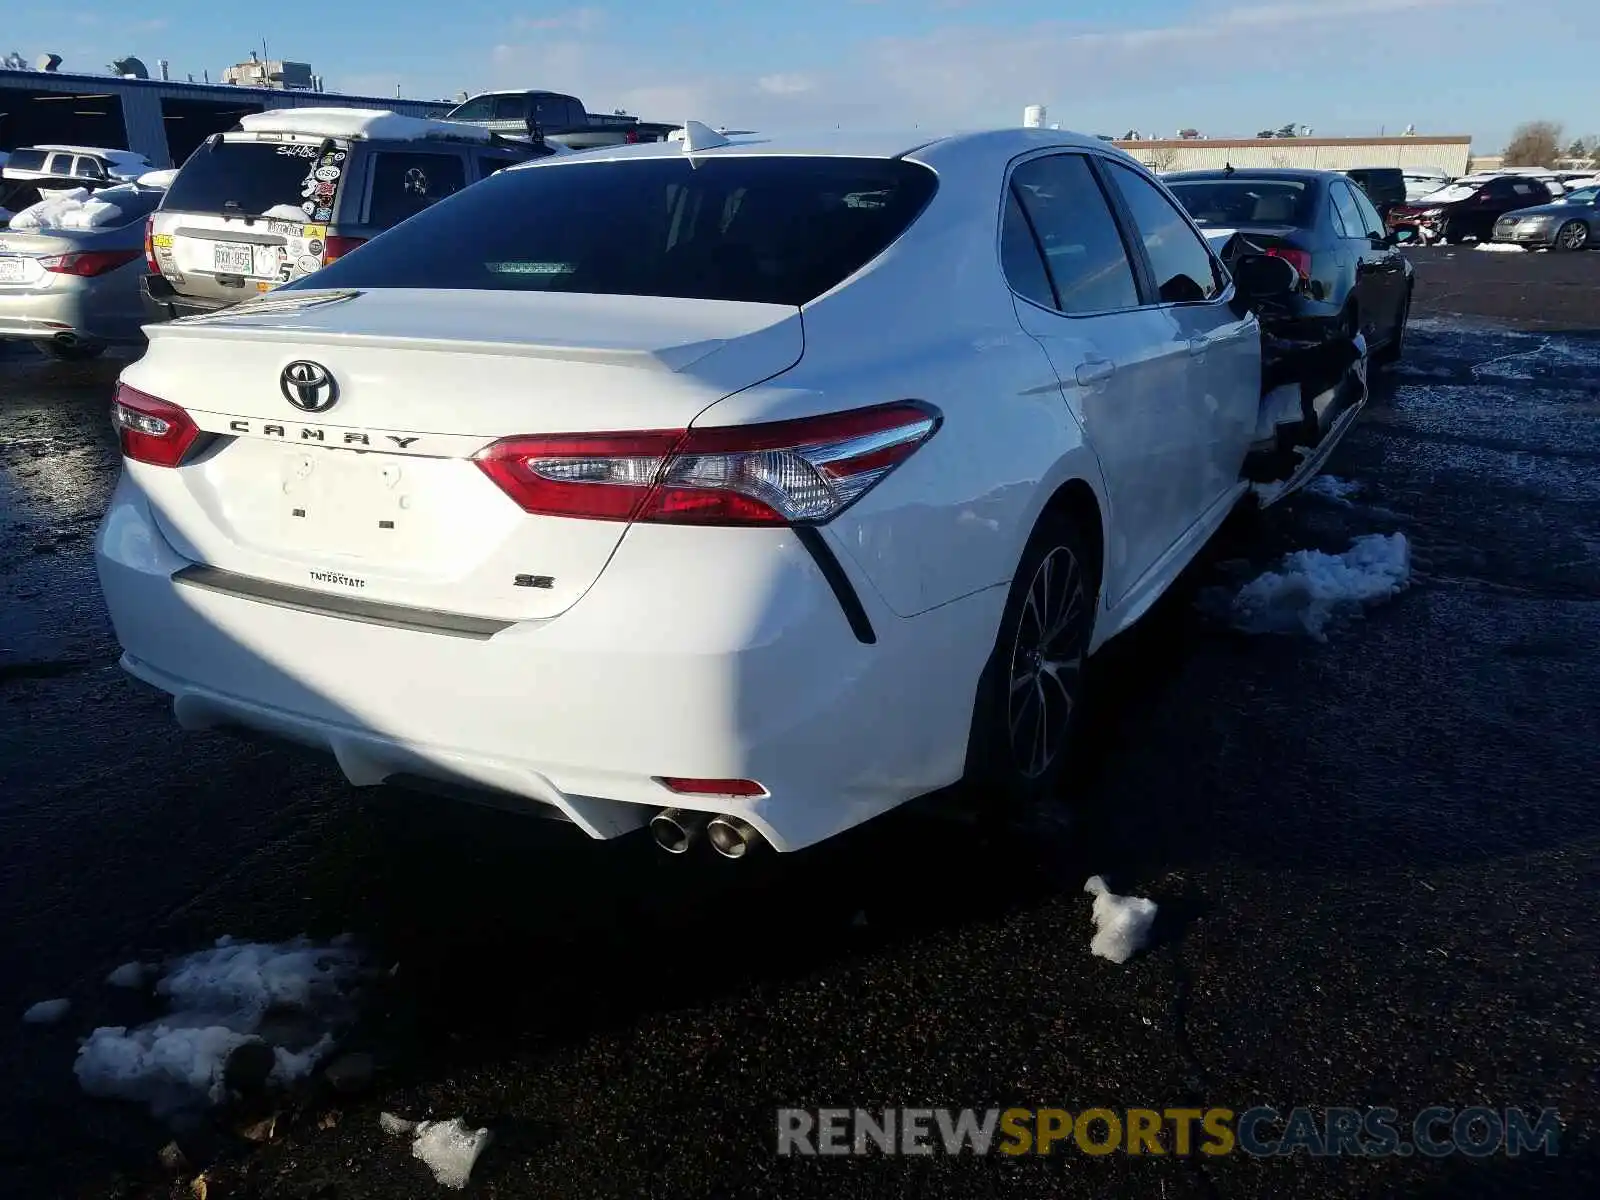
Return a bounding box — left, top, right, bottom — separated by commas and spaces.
511, 7, 606, 34
481, 0, 1474, 132
757, 73, 815, 96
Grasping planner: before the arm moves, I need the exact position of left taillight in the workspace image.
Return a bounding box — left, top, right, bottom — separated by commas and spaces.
112, 383, 201, 468
143, 215, 159, 273
473, 401, 942, 526
321, 235, 367, 265
40, 249, 142, 278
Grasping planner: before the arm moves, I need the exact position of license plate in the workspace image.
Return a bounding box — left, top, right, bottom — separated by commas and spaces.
0, 257, 25, 283
212, 243, 255, 274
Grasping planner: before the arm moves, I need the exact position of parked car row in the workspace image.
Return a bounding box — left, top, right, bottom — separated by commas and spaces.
90, 124, 1383, 857
0, 110, 562, 356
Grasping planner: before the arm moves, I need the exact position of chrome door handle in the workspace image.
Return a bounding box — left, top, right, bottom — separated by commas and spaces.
1075, 358, 1116, 386
1188, 336, 1211, 356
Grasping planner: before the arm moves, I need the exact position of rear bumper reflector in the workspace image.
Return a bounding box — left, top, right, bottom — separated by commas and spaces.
171, 564, 514, 640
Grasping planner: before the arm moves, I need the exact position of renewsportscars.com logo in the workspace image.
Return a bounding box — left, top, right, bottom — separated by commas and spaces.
776, 1106, 1562, 1158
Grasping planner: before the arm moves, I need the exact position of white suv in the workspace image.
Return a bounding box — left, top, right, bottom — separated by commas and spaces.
97, 127, 1281, 859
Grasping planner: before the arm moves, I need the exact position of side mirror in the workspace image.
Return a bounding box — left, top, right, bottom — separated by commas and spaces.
1232, 252, 1299, 301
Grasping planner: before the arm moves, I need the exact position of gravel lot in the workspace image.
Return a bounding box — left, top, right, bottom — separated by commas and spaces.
2, 247, 1598, 1199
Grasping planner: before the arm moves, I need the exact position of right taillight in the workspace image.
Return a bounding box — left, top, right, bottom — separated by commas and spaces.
321, 235, 367, 265
1265, 246, 1312, 282
143, 215, 159, 274
112, 383, 200, 467
474, 402, 941, 526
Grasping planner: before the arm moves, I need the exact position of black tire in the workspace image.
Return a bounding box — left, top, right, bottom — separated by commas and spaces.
962, 511, 1099, 817
1375, 286, 1411, 366
1553, 220, 1590, 252
1442, 221, 1470, 246
34, 339, 105, 362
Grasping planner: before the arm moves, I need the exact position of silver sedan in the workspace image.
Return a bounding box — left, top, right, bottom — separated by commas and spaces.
0, 182, 164, 360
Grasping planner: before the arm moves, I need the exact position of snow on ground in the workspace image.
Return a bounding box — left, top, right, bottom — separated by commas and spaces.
1477, 242, 1526, 253
238, 107, 493, 143
8, 187, 133, 231
1305, 475, 1364, 505
23, 998, 71, 1024
106, 961, 151, 988
1203, 533, 1412, 642
75, 935, 363, 1117
381, 1114, 494, 1190
1083, 877, 1158, 964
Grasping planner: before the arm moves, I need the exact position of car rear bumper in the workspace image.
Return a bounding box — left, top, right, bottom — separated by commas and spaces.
0, 276, 143, 344
95, 473, 1002, 852
141, 273, 240, 324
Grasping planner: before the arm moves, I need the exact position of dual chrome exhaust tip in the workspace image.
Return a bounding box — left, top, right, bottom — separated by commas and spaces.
650, 808, 765, 859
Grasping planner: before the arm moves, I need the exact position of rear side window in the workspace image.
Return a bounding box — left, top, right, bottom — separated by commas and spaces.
1329, 184, 1365, 238
1008, 154, 1138, 314
366, 151, 467, 228
491, 95, 527, 121
530, 95, 582, 128
1000, 189, 1056, 309
5, 149, 48, 172
162, 137, 351, 219
296, 156, 938, 307
1345, 184, 1385, 238
1103, 162, 1225, 303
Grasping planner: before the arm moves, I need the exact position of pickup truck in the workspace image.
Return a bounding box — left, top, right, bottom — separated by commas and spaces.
440, 90, 679, 149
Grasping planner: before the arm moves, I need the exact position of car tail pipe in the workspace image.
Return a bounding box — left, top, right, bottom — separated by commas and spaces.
649, 808, 769, 858
649, 807, 710, 854
706, 815, 765, 860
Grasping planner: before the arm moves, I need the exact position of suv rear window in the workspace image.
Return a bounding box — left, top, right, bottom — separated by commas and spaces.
162, 136, 350, 219
1165, 178, 1314, 227
294, 155, 939, 307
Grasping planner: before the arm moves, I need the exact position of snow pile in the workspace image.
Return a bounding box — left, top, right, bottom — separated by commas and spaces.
75, 935, 363, 1117
1305, 474, 1363, 505
261, 203, 312, 222
1476, 241, 1525, 253
23, 998, 71, 1024
135, 168, 178, 190
8, 187, 132, 231
382, 1114, 494, 1190
1209, 533, 1411, 641
238, 107, 493, 144
107, 961, 152, 988
1083, 876, 1158, 964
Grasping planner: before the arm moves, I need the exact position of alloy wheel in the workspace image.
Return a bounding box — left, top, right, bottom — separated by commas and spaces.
1006, 545, 1090, 780
1558, 221, 1589, 251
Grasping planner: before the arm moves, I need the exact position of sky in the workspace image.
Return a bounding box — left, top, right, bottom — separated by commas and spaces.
5, 0, 1594, 152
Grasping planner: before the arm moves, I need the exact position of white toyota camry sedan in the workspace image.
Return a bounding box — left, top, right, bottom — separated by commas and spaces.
97, 125, 1280, 859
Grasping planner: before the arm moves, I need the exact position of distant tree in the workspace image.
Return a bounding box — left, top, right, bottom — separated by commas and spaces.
1255, 129, 1277, 139
1146, 147, 1179, 172
1503, 121, 1563, 167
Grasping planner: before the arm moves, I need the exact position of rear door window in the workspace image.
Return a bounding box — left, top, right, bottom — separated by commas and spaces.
45, 152, 74, 175
1346, 184, 1386, 238
161, 137, 351, 219
1000, 188, 1057, 309
294, 155, 938, 307
366, 151, 467, 228
1330, 184, 1367, 239
1008, 154, 1139, 314
491, 94, 527, 121
1102, 161, 1226, 303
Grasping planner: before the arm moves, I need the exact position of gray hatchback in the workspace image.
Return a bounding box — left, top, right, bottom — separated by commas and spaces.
142, 107, 554, 321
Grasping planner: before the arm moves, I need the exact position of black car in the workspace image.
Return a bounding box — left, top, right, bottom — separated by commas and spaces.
1343, 167, 1406, 221
1163, 168, 1413, 358
1386, 174, 1554, 244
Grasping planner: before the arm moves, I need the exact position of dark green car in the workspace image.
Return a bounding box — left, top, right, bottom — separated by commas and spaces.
1491, 185, 1599, 251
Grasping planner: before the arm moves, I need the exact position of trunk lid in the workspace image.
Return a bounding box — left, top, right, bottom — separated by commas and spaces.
126, 288, 804, 622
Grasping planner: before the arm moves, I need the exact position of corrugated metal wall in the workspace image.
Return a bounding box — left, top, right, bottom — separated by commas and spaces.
1120, 138, 1473, 175
1, 70, 452, 167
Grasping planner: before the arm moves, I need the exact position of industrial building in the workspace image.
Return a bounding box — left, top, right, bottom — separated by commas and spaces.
1115, 135, 1474, 176
0, 62, 452, 170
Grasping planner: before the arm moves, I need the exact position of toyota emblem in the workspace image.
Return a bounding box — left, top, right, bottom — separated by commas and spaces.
279, 360, 338, 412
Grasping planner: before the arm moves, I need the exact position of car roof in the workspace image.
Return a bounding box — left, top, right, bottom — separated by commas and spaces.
507, 126, 1143, 174
1162, 167, 1336, 182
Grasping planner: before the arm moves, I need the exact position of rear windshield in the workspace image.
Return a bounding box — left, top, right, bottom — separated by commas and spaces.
1165, 179, 1314, 227
290, 155, 939, 307
162, 136, 350, 220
